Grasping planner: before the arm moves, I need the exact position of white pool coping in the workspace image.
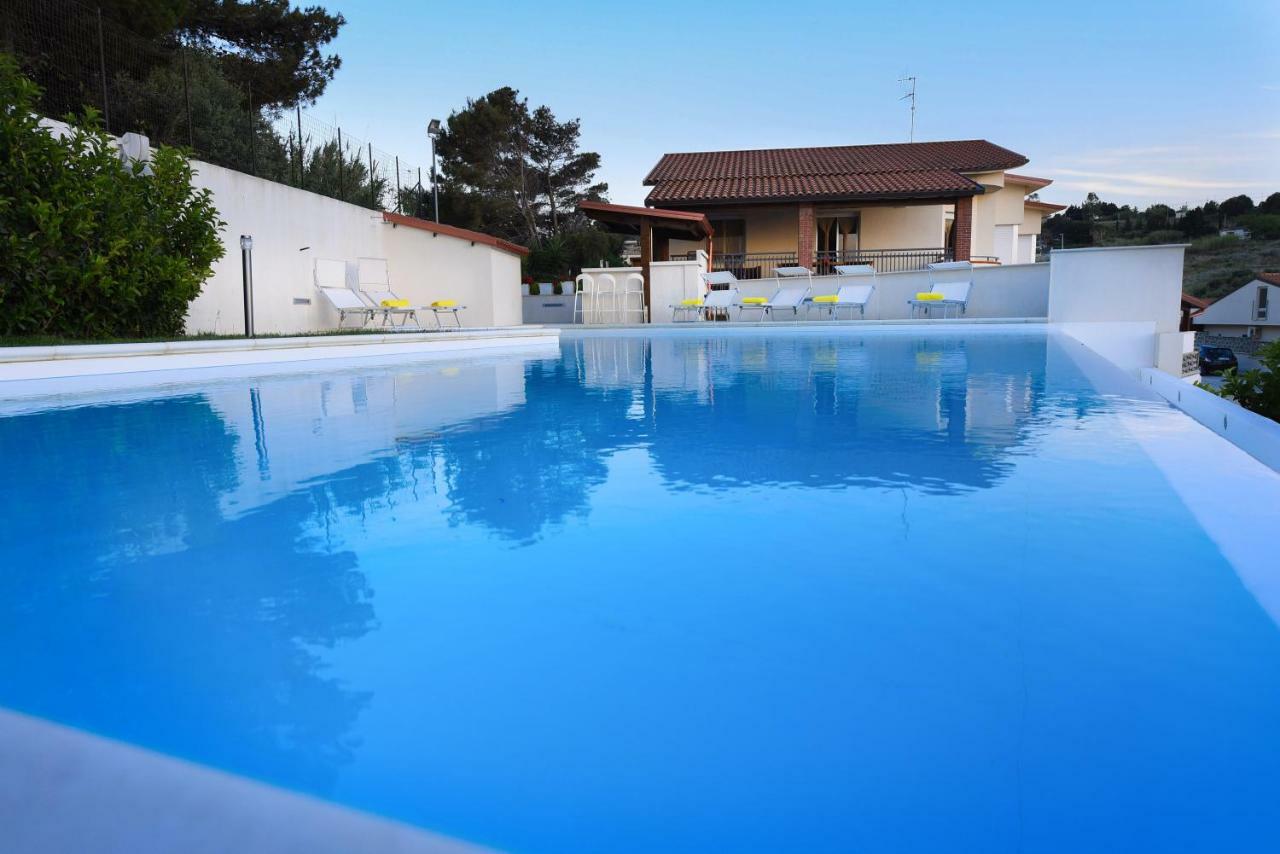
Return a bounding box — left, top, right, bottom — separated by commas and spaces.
0, 328, 560, 399
0, 707, 491, 854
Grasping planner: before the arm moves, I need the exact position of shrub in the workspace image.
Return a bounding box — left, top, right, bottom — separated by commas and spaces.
1238, 213, 1280, 240
0, 54, 224, 340
1189, 234, 1240, 252
1198, 340, 1280, 423
1142, 229, 1186, 245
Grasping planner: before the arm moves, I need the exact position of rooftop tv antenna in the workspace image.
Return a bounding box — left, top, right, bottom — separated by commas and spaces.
899, 76, 917, 142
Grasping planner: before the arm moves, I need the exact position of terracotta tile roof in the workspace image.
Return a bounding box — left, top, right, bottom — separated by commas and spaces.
382, 212, 529, 257
1024, 199, 1067, 213
578, 200, 714, 239
1258, 272, 1280, 287
643, 139, 1029, 205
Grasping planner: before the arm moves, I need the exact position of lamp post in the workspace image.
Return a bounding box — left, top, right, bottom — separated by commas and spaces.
427, 118, 441, 222
240, 235, 255, 337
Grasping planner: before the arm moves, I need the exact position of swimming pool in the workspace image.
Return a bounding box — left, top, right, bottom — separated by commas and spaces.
2, 327, 1279, 852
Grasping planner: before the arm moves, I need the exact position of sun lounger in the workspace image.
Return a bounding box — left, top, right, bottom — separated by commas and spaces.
357, 257, 422, 328
811, 264, 876, 319
314, 259, 374, 328
908, 261, 972, 319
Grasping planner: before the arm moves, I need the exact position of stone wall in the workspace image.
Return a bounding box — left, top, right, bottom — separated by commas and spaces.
1196, 332, 1264, 355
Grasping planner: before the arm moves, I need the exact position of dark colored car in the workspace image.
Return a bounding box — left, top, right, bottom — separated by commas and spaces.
1199, 345, 1238, 375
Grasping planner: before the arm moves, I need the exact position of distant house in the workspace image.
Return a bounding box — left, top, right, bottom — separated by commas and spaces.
1193, 273, 1280, 342
1219, 226, 1251, 240
635, 139, 1064, 276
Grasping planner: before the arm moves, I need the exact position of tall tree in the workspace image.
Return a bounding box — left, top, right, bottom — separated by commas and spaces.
1219, 194, 1255, 222
434, 87, 607, 245
176, 0, 345, 107
528, 105, 607, 234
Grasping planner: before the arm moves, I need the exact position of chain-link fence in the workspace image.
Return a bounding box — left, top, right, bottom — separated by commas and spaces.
3, 0, 434, 216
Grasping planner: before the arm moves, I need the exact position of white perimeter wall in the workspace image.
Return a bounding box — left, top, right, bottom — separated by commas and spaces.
1047, 244, 1188, 375
185, 161, 523, 334
730, 262, 1050, 320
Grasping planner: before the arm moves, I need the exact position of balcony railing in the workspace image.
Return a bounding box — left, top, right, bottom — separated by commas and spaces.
676, 247, 959, 282
708, 252, 798, 281
814, 248, 953, 274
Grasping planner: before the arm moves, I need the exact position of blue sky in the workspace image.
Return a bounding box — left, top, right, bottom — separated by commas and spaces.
310, 0, 1280, 209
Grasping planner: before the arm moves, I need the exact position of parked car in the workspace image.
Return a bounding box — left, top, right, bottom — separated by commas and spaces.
1198, 345, 1238, 375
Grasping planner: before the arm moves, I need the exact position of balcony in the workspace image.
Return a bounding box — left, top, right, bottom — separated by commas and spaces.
695, 248, 956, 280
814, 248, 955, 274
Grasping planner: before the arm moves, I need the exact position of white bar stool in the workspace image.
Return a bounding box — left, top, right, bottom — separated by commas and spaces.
593, 273, 619, 324
572, 273, 592, 324
620, 272, 646, 324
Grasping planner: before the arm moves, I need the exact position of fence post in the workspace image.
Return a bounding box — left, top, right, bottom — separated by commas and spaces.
296, 105, 304, 189
181, 45, 193, 148
368, 142, 374, 208
394, 156, 401, 214
247, 82, 257, 176
337, 127, 344, 200
96, 7, 111, 131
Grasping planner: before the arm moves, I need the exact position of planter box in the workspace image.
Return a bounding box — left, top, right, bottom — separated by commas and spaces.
522, 294, 576, 325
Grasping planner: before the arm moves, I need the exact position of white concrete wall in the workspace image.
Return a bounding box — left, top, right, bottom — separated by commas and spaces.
1047, 244, 1189, 375
1140, 367, 1280, 473
649, 255, 709, 320
185, 161, 524, 334
730, 262, 1050, 320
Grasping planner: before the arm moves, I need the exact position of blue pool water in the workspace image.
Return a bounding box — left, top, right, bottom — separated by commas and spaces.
2, 328, 1279, 852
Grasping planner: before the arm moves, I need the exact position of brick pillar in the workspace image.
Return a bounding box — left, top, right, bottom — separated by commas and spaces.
797, 203, 816, 269
953, 196, 973, 262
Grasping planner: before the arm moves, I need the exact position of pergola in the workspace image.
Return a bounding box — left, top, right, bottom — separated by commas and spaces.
579, 201, 714, 310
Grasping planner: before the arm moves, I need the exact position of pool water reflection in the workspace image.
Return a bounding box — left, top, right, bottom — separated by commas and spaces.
1, 329, 1278, 852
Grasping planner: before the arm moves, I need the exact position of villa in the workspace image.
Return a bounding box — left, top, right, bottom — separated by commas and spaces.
640, 139, 1065, 276
1193, 272, 1280, 344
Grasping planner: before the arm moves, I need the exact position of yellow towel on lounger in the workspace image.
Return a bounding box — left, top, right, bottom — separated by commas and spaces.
380, 299, 410, 308
813, 295, 839, 303
741, 297, 768, 305
431, 300, 457, 308
915, 292, 944, 301
679, 298, 703, 306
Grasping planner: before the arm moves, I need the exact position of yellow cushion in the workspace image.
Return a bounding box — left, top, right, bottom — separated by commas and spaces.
431, 300, 457, 308
380, 299, 410, 308
813, 295, 839, 303
915, 292, 944, 301
741, 297, 768, 305
679, 298, 703, 306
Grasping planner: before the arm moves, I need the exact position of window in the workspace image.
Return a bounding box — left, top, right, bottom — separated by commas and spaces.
711, 218, 746, 257
816, 215, 859, 255
1257, 286, 1269, 321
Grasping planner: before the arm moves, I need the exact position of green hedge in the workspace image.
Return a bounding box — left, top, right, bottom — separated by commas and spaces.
0, 54, 224, 340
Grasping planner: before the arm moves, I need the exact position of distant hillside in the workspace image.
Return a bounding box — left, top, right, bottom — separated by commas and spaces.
1183, 238, 1280, 302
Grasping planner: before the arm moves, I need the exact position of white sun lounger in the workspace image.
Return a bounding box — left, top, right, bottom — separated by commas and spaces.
357, 257, 423, 328
739, 281, 811, 321
314, 259, 374, 328
908, 261, 973, 319
700, 287, 740, 320
811, 264, 876, 319
680, 271, 739, 321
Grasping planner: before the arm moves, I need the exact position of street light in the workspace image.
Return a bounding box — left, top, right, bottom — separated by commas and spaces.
427, 118, 441, 222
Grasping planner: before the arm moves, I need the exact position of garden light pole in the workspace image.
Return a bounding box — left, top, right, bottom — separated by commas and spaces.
240, 235, 255, 337
427, 118, 441, 222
